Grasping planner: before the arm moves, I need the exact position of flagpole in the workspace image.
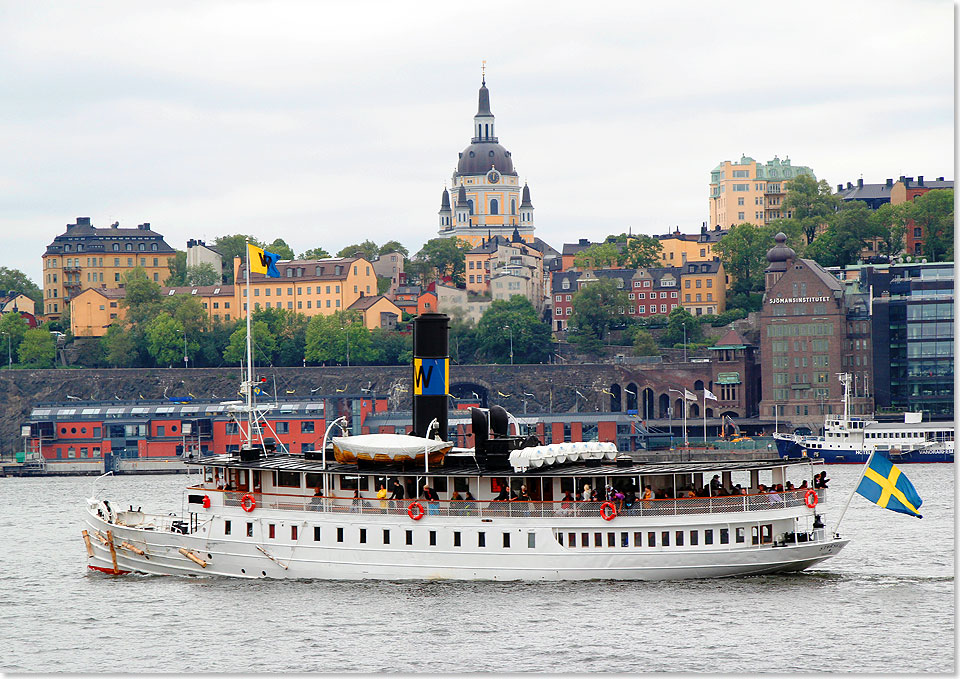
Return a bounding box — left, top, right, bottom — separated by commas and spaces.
245, 239, 254, 450
832, 450, 875, 536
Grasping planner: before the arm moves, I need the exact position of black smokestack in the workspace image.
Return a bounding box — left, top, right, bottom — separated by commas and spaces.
412, 313, 449, 439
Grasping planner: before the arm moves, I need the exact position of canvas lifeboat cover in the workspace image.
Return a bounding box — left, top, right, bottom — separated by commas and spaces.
331, 434, 453, 464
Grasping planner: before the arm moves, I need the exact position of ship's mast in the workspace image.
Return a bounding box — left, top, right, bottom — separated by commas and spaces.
836, 372, 851, 422
244, 239, 254, 449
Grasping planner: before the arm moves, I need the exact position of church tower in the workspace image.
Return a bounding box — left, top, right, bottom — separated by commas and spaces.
437, 73, 535, 246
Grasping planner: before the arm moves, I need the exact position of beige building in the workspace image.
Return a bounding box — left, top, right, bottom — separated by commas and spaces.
709, 155, 815, 229
233, 256, 378, 319
42, 217, 176, 321
465, 235, 545, 310
372, 251, 405, 298
186, 239, 224, 281
0, 292, 35, 316
347, 295, 403, 330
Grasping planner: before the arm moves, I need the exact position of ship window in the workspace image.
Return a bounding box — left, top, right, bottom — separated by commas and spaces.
528, 533, 536, 549
736, 527, 745, 543
314, 527, 321, 541
454, 531, 461, 547
406, 530, 413, 545
556, 532, 564, 547
704, 529, 714, 545
359, 528, 366, 544
224, 520, 231, 535
247, 522, 253, 537
503, 532, 511, 548
661, 531, 670, 547
621, 532, 628, 547
594, 532, 602, 548
268, 524, 276, 539
276, 471, 300, 487
607, 532, 615, 547
383, 529, 390, 544
751, 526, 759, 545
648, 532, 656, 547
568, 532, 576, 547
478, 532, 486, 547
676, 531, 684, 546
582, 532, 590, 547
337, 527, 344, 543
690, 530, 698, 546
760, 524, 772, 544
429, 530, 437, 546
291, 526, 298, 541
720, 528, 729, 544
633, 531, 642, 547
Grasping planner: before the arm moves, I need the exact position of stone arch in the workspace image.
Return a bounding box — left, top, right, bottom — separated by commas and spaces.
626, 382, 638, 412
658, 393, 670, 418
694, 379, 704, 391
641, 388, 655, 420
610, 384, 622, 412
720, 410, 739, 419
706, 408, 714, 418
689, 403, 700, 417
674, 398, 684, 416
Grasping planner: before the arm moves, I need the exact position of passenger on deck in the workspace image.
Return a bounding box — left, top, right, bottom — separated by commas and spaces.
515, 485, 531, 515
683, 488, 696, 498
814, 471, 829, 489
493, 487, 511, 502
559, 490, 575, 516
785, 481, 795, 491
710, 475, 722, 495
310, 486, 323, 509
449, 491, 463, 516
463, 490, 477, 515
422, 484, 440, 515
351, 488, 362, 513
376, 483, 388, 512
624, 486, 637, 510
389, 479, 405, 510
799, 480, 809, 489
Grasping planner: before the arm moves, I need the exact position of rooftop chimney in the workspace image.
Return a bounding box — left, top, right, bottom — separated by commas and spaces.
937, 176, 944, 181
918, 176, 924, 186
886, 178, 893, 187
847, 182, 853, 189
837, 184, 843, 192
857, 178, 863, 188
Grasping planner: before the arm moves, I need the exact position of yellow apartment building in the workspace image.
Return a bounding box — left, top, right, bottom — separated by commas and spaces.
709, 155, 815, 229
233, 256, 378, 318
678, 259, 726, 316
656, 225, 727, 266
347, 295, 404, 330
42, 217, 176, 322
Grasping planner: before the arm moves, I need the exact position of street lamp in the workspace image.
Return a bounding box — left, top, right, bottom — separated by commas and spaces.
183, 330, 188, 369
1, 331, 10, 368
682, 321, 687, 363
503, 325, 514, 365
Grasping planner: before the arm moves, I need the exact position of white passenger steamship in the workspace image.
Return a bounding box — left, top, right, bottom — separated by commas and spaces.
81, 310, 848, 581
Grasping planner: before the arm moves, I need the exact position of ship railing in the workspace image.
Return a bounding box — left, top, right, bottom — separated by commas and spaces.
201, 488, 826, 519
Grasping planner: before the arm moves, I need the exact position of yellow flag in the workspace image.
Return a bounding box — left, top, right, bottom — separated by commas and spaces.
248, 244, 268, 275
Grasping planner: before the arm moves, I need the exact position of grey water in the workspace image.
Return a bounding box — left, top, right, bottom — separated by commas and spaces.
0, 464, 953, 674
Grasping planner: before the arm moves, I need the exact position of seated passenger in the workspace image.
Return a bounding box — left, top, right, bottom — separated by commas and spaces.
462, 490, 477, 514
559, 490, 575, 516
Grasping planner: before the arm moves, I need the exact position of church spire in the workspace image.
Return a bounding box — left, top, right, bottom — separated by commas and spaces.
473, 65, 496, 142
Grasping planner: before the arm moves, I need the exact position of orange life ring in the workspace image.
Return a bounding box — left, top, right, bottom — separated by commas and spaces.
600, 501, 617, 521
408, 502, 425, 521
804, 489, 819, 508
241, 493, 257, 512
202, 495, 211, 509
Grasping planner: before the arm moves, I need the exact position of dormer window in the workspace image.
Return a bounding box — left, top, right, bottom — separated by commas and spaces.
562, 279, 570, 290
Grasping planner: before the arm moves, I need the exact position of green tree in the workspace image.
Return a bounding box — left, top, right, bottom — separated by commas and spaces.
144, 312, 188, 366
251, 307, 308, 366
0, 312, 29, 364
165, 250, 188, 286
475, 296, 552, 363
620, 235, 663, 268
185, 262, 220, 286
907, 189, 954, 262
448, 314, 479, 364
573, 242, 619, 269
120, 268, 163, 328
100, 324, 137, 367
304, 310, 376, 365
713, 222, 776, 295
18, 327, 56, 367
569, 278, 630, 341
370, 329, 412, 365
214, 235, 266, 284
337, 240, 380, 262
298, 247, 331, 260
660, 307, 703, 347
632, 328, 659, 356
224, 320, 278, 365
377, 277, 392, 295
413, 237, 471, 285
781, 174, 840, 244
266, 238, 295, 261
379, 240, 409, 257
196, 318, 234, 367
871, 202, 908, 259
0, 267, 43, 308
829, 201, 878, 267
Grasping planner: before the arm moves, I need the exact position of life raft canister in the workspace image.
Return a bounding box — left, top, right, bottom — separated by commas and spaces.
600, 501, 617, 521
202, 495, 211, 509
408, 502, 425, 521
240, 493, 257, 512
804, 489, 819, 508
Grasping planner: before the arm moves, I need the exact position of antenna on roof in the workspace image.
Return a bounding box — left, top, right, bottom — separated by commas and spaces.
481, 60, 486, 85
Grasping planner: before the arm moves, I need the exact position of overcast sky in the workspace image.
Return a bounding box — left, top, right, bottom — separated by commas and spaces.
1, 0, 953, 286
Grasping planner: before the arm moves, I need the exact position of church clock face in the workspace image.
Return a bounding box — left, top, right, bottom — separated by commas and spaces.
487, 170, 500, 184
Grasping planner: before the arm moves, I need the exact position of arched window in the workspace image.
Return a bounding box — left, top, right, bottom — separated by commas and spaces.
694, 380, 704, 391
151, 243, 158, 251
113, 243, 119, 251
467, 199, 474, 215
511, 199, 516, 215
77, 244, 83, 251
610, 384, 622, 412
626, 383, 638, 413
138, 243, 145, 251
125, 243, 132, 251
658, 393, 670, 418
490, 199, 499, 215
689, 403, 700, 417
64, 244, 71, 251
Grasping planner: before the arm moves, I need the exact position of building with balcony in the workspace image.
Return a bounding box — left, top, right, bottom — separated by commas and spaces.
42, 217, 176, 321
709, 155, 815, 229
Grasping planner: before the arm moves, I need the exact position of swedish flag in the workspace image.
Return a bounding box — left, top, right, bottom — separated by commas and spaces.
855, 453, 923, 518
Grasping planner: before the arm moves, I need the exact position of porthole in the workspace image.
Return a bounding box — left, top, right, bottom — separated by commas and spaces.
469, 151, 475, 157
171, 425, 177, 432
60, 427, 66, 434
71, 427, 77, 434
261, 571, 266, 576
488, 150, 495, 157
241, 569, 245, 574
81, 427, 86, 434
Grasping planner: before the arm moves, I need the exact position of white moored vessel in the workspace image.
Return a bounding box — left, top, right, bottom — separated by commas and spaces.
81, 308, 848, 581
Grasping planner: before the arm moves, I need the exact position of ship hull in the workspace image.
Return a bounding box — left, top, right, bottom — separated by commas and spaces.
83, 508, 848, 582
775, 438, 952, 464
